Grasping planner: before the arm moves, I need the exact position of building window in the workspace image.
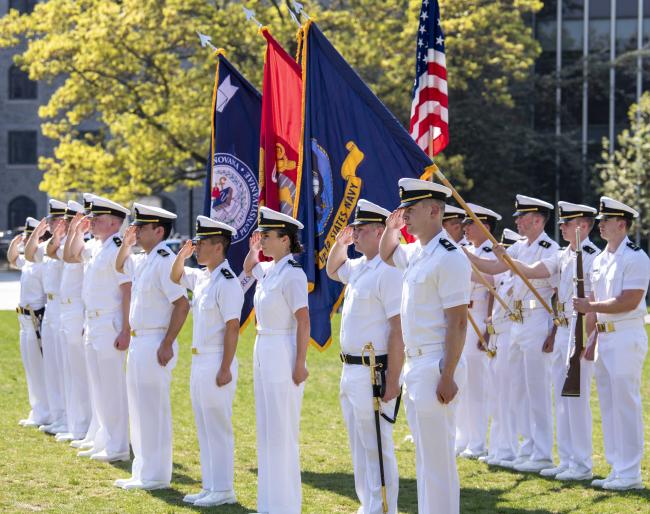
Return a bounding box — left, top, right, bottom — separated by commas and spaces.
8, 195, 37, 230
8, 0, 37, 14
8, 65, 37, 99
8, 131, 37, 165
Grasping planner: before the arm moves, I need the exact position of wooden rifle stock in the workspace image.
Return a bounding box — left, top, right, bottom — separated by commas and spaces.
561, 228, 584, 397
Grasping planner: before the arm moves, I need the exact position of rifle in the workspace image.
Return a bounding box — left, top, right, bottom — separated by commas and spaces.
561, 228, 584, 397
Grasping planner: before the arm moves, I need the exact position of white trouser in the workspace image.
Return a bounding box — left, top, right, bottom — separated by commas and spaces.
190, 351, 238, 492
254, 334, 304, 514
85, 311, 129, 455
42, 300, 66, 425
490, 331, 518, 461
551, 326, 594, 471
340, 363, 399, 514
18, 315, 51, 424
595, 326, 647, 480
456, 315, 488, 454
59, 300, 91, 437
83, 336, 100, 443
510, 312, 553, 462
403, 349, 466, 514
485, 343, 499, 459
126, 332, 177, 484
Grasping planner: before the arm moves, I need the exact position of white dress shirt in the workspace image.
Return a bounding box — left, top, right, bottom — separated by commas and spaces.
82, 233, 131, 312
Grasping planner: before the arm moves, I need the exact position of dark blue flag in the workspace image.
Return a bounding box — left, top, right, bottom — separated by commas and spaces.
296, 22, 434, 350
202, 52, 261, 330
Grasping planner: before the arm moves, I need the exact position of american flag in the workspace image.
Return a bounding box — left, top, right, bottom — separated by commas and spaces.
410, 0, 448, 156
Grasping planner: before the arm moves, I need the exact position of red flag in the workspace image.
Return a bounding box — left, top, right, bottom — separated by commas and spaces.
259, 28, 302, 216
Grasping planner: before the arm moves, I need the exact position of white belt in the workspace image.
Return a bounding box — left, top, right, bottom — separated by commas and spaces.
596, 318, 644, 334
86, 308, 119, 319
405, 342, 444, 359
60, 297, 82, 305
191, 346, 223, 355
130, 327, 166, 337
513, 298, 551, 311
256, 327, 295, 336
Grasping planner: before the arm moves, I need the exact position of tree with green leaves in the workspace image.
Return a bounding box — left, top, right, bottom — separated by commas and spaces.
0, 0, 542, 207
599, 92, 650, 243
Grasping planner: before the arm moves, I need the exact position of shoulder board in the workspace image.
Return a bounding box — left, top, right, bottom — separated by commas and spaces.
482, 246, 493, 253
157, 249, 170, 257
221, 268, 234, 279
627, 241, 641, 251
538, 240, 551, 249
288, 259, 302, 268
582, 245, 596, 255
113, 236, 122, 247
439, 238, 457, 251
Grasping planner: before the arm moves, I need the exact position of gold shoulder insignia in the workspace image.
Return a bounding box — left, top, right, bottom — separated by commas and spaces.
538, 240, 551, 249
157, 249, 170, 257
482, 246, 493, 253
288, 259, 302, 268
627, 241, 641, 251
439, 238, 456, 251
113, 236, 122, 247
582, 245, 596, 255
221, 268, 234, 279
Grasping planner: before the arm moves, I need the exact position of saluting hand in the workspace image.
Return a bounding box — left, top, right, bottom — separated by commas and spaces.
335, 226, 354, 246
249, 231, 262, 252
77, 216, 91, 234
34, 218, 48, 237
178, 239, 194, 260
386, 209, 405, 231
123, 225, 137, 247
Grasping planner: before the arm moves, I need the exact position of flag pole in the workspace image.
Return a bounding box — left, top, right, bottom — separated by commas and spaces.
426, 142, 556, 320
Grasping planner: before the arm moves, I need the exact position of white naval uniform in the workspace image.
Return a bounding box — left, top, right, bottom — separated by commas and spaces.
392, 231, 470, 514
81, 233, 131, 456
337, 255, 402, 514
506, 232, 559, 462
486, 271, 517, 462
252, 254, 308, 514
456, 240, 496, 456
590, 237, 649, 481
540, 239, 599, 474
58, 245, 92, 438
181, 260, 244, 494
33, 243, 67, 427
15, 255, 50, 425
123, 241, 186, 485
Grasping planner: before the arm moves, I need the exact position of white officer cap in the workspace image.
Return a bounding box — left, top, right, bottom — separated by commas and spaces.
596, 196, 639, 220
256, 206, 304, 232
65, 200, 84, 220
463, 203, 502, 224
557, 201, 597, 224
131, 202, 177, 226
24, 216, 39, 235
501, 228, 524, 247
194, 215, 236, 240
82, 193, 96, 214
350, 199, 391, 226
48, 199, 67, 218
398, 178, 451, 208
88, 195, 130, 219
513, 194, 554, 217
442, 204, 466, 221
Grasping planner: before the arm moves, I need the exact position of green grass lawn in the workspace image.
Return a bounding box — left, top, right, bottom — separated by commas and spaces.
0, 311, 648, 513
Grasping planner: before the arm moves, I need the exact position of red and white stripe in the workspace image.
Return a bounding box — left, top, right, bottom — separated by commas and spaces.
410, 49, 449, 156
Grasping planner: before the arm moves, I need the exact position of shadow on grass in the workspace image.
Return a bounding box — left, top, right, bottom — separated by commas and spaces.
302, 469, 592, 513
